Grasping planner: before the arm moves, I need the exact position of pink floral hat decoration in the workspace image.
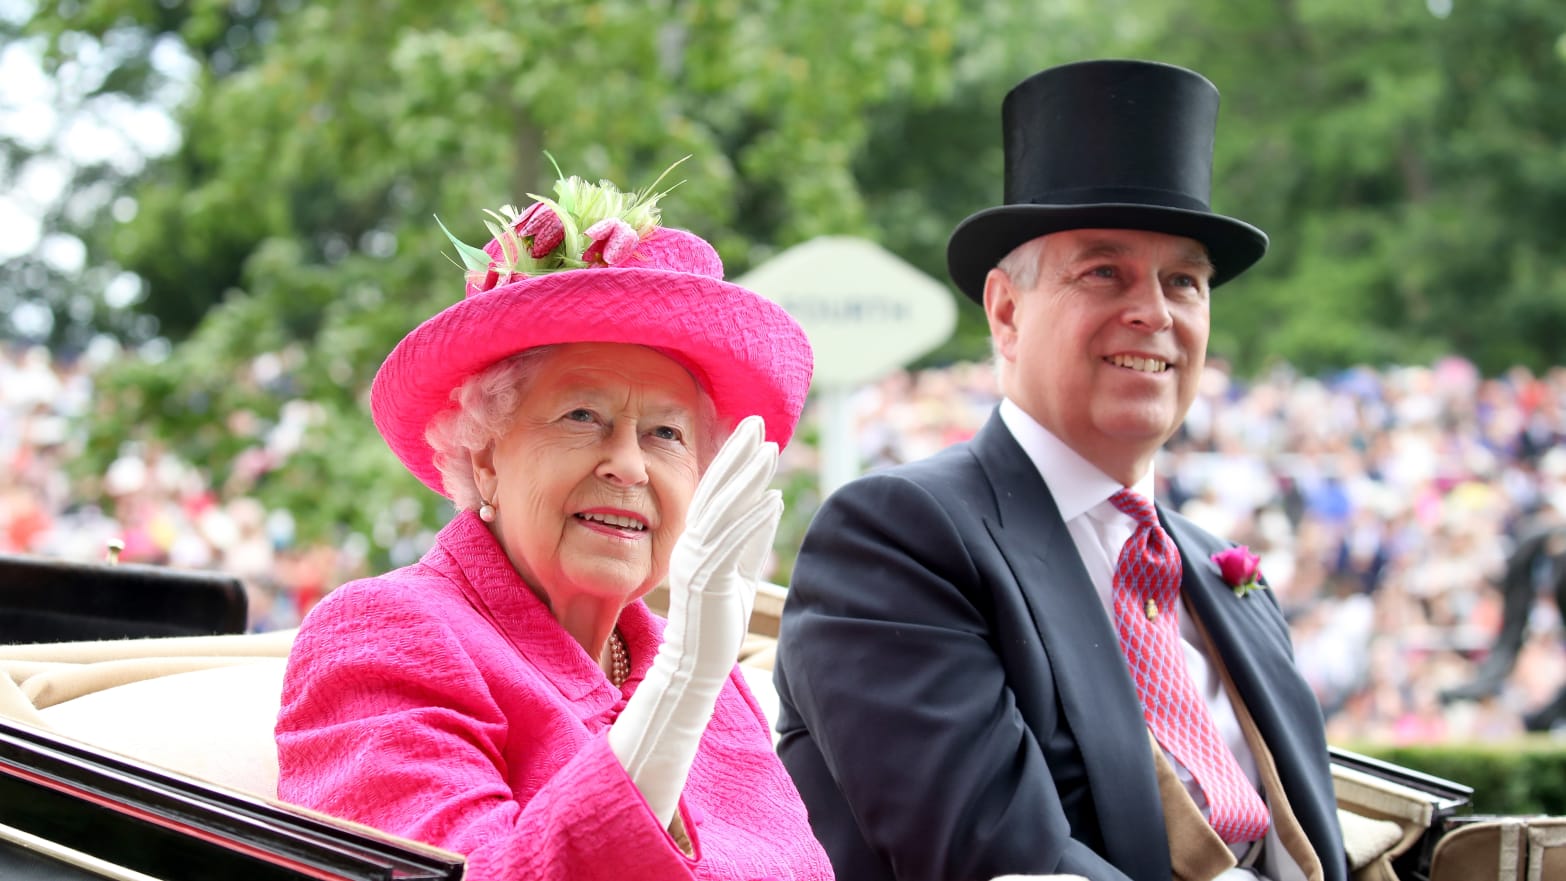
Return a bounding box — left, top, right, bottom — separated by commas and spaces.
371, 158, 814, 497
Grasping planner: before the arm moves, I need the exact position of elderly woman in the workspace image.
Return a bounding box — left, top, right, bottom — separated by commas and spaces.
274, 166, 832, 880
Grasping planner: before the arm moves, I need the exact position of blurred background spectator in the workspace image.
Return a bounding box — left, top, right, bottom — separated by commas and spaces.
0, 342, 368, 633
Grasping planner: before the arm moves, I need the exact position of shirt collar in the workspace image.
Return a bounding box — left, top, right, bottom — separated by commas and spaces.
997, 397, 1157, 521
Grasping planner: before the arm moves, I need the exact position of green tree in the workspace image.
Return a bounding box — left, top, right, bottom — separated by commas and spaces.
19, 0, 1566, 570
1125, 0, 1566, 375
28, 0, 1022, 565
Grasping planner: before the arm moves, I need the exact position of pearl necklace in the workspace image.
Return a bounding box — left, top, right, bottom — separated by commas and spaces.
608, 629, 630, 687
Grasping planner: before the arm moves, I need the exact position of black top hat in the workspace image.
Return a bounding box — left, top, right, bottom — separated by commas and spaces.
946, 59, 1268, 302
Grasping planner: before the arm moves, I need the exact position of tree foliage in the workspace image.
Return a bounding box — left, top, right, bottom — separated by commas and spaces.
23, 0, 985, 560
1126, 0, 1566, 375
11, 0, 1566, 564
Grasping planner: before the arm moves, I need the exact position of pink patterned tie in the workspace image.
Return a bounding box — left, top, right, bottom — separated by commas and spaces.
1109, 489, 1270, 844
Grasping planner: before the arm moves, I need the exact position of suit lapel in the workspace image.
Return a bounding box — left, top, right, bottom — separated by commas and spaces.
1160, 512, 1301, 742
1162, 510, 1335, 881
970, 417, 1170, 881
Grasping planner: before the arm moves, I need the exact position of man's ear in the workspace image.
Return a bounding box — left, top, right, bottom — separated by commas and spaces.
983, 268, 1022, 363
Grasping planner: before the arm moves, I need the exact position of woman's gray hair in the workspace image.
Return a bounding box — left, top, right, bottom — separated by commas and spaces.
425, 345, 726, 511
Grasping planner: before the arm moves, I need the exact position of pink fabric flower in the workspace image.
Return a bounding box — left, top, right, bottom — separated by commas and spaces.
581, 217, 639, 266
1211, 545, 1264, 597
515, 202, 564, 258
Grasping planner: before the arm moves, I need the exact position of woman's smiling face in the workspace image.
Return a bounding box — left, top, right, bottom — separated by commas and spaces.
474, 342, 705, 612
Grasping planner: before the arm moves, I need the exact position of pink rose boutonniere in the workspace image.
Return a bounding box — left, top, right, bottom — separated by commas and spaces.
1211, 546, 1265, 598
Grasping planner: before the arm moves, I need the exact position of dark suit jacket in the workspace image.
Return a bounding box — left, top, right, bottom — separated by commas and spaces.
774, 413, 1348, 881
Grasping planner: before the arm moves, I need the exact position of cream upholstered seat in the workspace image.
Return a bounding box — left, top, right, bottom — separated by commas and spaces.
38, 659, 288, 798
0, 629, 294, 798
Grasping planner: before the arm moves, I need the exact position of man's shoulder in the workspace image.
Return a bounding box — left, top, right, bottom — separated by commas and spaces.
838, 440, 990, 499
797, 443, 1008, 563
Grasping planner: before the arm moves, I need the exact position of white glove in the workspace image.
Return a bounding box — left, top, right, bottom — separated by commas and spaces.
609, 415, 781, 827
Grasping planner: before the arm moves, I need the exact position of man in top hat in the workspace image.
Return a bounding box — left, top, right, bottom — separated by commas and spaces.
773, 60, 1349, 881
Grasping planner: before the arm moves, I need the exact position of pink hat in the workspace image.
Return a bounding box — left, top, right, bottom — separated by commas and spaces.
371, 164, 814, 497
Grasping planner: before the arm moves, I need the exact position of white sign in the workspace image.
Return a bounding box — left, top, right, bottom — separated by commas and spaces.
736, 236, 956, 388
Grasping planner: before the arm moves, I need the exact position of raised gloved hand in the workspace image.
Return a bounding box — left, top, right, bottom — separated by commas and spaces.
609, 415, 782, 827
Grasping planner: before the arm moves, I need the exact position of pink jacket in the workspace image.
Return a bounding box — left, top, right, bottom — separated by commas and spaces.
276, 512, 832, 881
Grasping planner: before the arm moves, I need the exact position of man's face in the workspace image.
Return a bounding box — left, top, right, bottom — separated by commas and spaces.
984, 227, 1212, 482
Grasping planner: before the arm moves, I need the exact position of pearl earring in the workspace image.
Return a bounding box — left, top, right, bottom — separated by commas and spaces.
479, 500, 496, 523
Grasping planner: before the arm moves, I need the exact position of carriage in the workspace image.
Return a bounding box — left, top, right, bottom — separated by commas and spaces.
0, 551, 1555, 881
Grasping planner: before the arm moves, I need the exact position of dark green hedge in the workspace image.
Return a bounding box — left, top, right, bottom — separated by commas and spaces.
1349, 738, 1566, 816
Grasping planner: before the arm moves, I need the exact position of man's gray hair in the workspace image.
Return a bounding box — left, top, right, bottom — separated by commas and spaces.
995, 236, 1049, 291
988, 237, 1051, 394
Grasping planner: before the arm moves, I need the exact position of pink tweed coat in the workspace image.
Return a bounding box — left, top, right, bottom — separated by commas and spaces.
275, 512, 832, 881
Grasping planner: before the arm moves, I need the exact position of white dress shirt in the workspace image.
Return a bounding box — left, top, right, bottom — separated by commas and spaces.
998, 400, 1306, 881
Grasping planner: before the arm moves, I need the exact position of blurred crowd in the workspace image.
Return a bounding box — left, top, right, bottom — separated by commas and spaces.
5, 342, 1566, 744
0, 342, 368, 634
782, 355, 1566, 744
